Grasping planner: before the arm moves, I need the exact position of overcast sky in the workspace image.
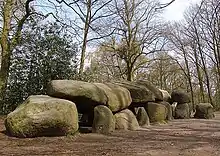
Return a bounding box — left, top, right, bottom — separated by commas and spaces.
161, 0, 202, 21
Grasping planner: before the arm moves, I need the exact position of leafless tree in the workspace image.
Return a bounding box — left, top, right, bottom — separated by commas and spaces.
105, 0, 164, 81
45, 0, 114, 77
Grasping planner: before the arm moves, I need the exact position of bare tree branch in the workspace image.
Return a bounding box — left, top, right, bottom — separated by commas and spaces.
156, 0, 175, 10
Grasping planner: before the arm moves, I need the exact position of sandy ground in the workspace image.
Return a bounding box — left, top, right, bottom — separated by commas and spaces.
1, 113, 220, 156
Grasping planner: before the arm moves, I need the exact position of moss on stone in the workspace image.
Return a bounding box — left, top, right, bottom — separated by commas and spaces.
145, 102, 167, 124
5, 95, 79, 138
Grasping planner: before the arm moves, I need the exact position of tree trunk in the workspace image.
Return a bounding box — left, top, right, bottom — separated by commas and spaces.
159, 58, 163, 89
182, 47, 194, 109
193, 24, 214, 106
126, 64, 133, 81
79, 0, 92, 77
213, 31, 220, 107
0, 0, 15, 111
0, 0, 33, 113
192, 45, 205, 102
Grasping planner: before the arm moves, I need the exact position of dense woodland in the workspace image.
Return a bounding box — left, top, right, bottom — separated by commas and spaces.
0, 0, 219, 114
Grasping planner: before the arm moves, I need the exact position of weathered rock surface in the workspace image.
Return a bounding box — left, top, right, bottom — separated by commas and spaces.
136, 107, 150, 127
92, 105, 115, 134
171, 90, 190, 104
146, 102, 167, 124
113, 81, 155, 105
93, 83, 132, 112
194, 103, 214, 119
136, 80, 163, 101
159, 89, 171, 102
174, 103, 190, 119
114, 109, 139, 130
159, 101, 173, 120
47, 80, 107, 113
5, 95, 78, 138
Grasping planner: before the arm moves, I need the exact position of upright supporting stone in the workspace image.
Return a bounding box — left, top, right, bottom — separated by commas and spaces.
114, 109, 139, 130
174, 103, 190, 119
159, 101, 173, 120
145, 102, 167, 124
92, 105, 115, 134
136, 107, 150, 127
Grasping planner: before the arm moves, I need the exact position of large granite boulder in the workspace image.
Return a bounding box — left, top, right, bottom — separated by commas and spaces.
146, 102, 167, 124
174, 103, 190, 119
114, 109, 139, 130
47, 80, 107, 113
159, 89, 171, 102
92, 105, 115, 134
5, 95, 78, 138
194, 103, 214, 119
136, 107, 150, 127
171, 90, 190, 104
136, 80, 163, 101
93, 83, 132, 112
113, 81, 155, 105
158, 101, 173, 120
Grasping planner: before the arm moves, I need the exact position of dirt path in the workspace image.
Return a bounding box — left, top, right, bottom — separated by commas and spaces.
1, 113, 220, 156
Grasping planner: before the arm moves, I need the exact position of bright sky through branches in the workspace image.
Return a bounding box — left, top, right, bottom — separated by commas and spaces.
161, 0, 202, 21
35, 0, 202, 22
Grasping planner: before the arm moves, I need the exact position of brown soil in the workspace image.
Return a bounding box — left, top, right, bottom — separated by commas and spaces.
1, 113, 220, 156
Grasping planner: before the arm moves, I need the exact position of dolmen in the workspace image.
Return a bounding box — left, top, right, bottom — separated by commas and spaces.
5, 80, 214, 138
